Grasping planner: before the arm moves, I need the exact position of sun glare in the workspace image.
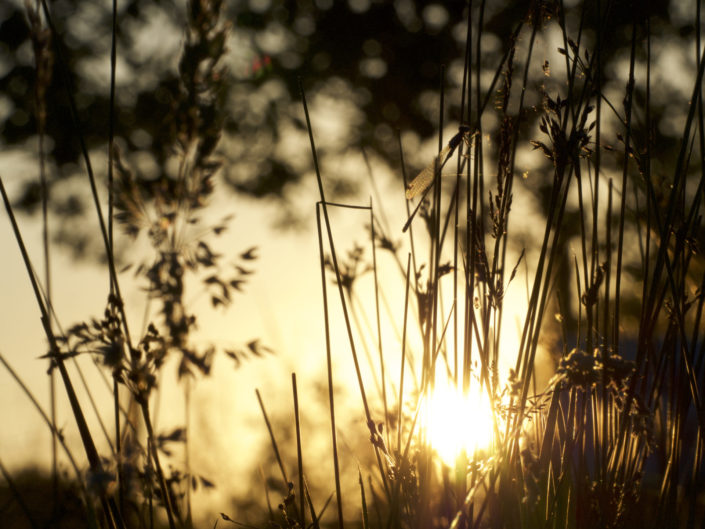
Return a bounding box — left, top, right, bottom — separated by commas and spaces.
420, 378, 495, 466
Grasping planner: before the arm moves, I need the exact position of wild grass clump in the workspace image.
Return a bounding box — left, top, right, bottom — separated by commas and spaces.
2, 1, 265, 528
252, 3, 705, 529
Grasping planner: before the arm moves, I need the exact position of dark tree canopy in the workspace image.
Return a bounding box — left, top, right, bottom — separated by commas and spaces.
0, 0, 687, 245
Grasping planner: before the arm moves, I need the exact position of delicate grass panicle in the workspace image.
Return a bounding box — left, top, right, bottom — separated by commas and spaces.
1, 1, 704, 529
2, 1, 264, 528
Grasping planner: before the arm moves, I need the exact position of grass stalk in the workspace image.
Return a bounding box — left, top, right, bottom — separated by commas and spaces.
370, 200, 390, 446
255, 389, 291, 489
612, 11, 638, 354
0, 175, 124, 529
37, 0, 133, 352
291, 373, 305, 529
301, 79, 391, 499
141, 399, 178, 529
316, 202, 345, 529
0, 351, 83, 483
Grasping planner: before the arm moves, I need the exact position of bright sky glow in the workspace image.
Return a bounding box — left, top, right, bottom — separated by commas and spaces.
419, 375, 495, 467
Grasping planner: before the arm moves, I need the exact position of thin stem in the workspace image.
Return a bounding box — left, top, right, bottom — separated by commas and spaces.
300, 79, 390, 498
0, 175, 123, 529
292, 373, 306, 529
316, 202, 344, 529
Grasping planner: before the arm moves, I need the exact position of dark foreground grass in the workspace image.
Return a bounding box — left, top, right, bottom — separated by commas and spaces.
1, 1, 704, 529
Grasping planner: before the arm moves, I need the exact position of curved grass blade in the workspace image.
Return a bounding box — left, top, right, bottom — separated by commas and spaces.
405, 125, 471, 199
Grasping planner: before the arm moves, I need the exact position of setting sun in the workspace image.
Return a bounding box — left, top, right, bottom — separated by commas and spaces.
419, 378, 495, 466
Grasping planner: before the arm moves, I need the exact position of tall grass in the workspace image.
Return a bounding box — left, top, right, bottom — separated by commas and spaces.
277, 2, 705, 529
0, 1, 704, 529
2, 1, 260, 527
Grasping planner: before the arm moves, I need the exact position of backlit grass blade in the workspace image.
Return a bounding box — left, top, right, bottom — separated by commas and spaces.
405, 126, 470, 200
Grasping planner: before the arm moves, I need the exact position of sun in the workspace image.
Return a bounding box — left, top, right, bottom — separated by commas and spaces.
419, 377, 495, 466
